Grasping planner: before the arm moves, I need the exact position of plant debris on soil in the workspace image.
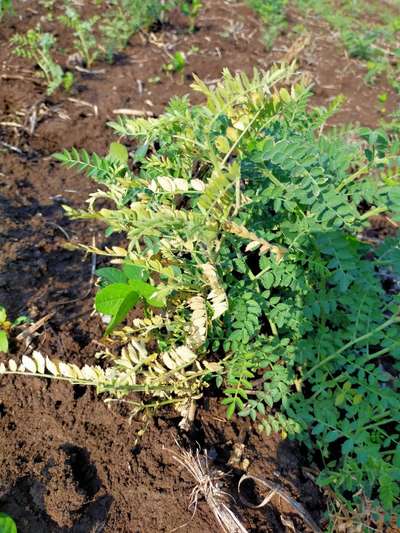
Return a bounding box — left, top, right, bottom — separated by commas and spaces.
0, 1, 399, 532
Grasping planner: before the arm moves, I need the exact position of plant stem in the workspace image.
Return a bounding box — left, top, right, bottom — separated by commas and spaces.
303, 314, 400, 380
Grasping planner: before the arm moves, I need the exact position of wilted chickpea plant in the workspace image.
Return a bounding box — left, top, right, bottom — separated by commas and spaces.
1, 0, 399, 531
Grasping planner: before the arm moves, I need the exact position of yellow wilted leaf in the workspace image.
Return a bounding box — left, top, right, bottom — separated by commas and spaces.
245, 241, 261, 252
22, 355, 37, 373
190, 179, 205, 192
250, 91, 262, 105
59, 362, 76, 379
353, 394, 363, 405
81, 365, 98, 381
161, 352, 176, 370
203, 361, 223, 372
175, 345, 196, 362
226, 127, 239, 143
233, 120, 246, 131
158, 176, 175, 192
215, 135, 230, 154
32, 351, 45, 374
279, 87, 291, 103
46, 356, 59, 376
111, 247, 128, 256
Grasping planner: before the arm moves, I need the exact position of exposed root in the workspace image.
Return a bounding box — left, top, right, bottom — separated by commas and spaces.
238, 473, 322, 533
167, 445, 248, 533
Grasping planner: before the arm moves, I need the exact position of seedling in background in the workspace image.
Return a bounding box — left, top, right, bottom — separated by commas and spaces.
100, 0, 181, 62
0, 513, 17, 533
99, 4, 133, 61
162, 51, 186, 76
10, 26, 71, 95
245, 0, 288, 49
39, 0, 56, 20
180, 0, 202, 33
59, 6, 100, 69
148, 75, 161, 84
0, 305, 29, 353
294, 0, 400, 93
0, 0, 13, 19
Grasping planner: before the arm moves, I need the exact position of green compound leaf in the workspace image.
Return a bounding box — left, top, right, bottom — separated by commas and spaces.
379, 475, 399, 510
0, 513, 17, 533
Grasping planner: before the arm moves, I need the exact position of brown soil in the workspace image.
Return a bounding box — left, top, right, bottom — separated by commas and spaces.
0, 1, 398, 532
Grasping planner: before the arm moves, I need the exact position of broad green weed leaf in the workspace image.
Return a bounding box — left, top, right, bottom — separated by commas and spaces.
0, 306, 6, 323
96, 268, 127, 285
122, 264, 148, 281
0, 513, 17, 533
12, 316, 29, 327
0, 331, 8, 353
95, 284, 140, 334
108, 142, 128, 163
127, 280, 156, 301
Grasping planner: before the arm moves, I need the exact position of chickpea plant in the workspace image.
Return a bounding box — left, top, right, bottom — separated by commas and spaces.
59, 6, 100, 69
10, 26, 73, 95
180, 0, 203, 32
2, 68, 400, 523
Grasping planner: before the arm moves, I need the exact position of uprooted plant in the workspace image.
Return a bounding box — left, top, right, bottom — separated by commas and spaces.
2, 66, 400, 523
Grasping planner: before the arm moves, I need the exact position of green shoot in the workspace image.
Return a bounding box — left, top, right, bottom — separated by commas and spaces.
180, 0, 203, 33
0, 0, 13, 19
162, 51, 186, 75
0, 305, 30, 353
59, 6, 100, 69
10, 26, 70, 95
